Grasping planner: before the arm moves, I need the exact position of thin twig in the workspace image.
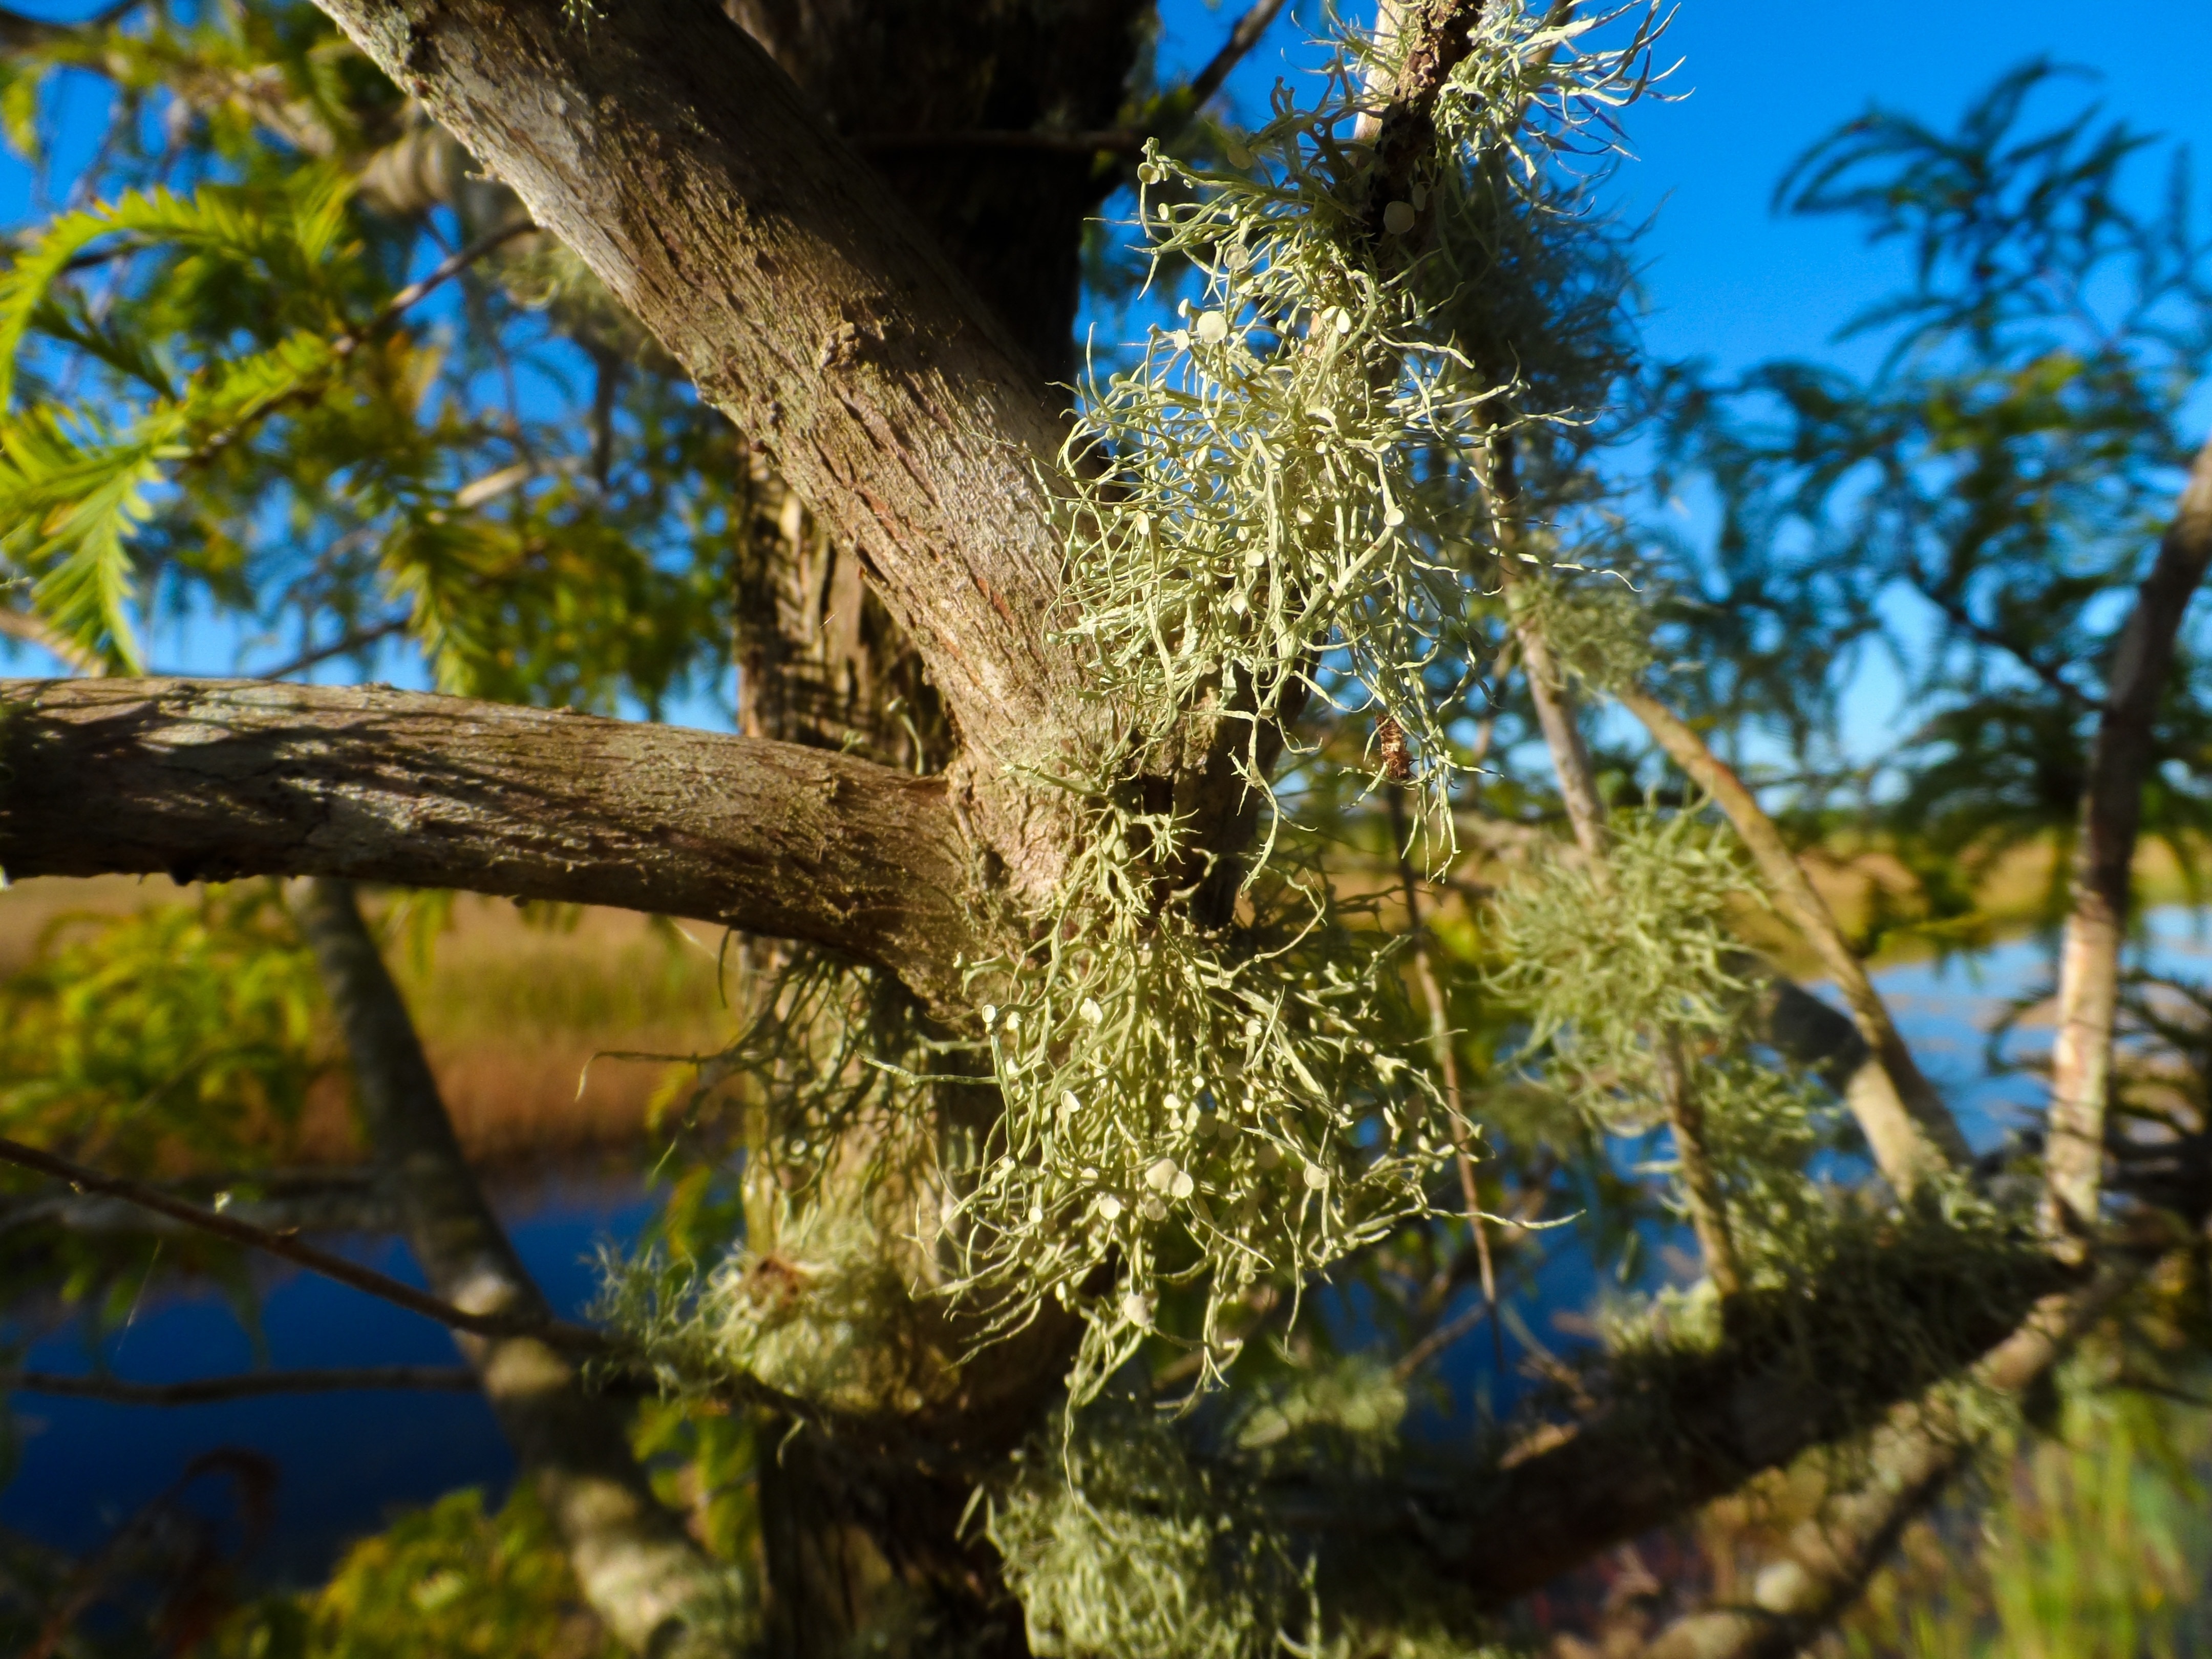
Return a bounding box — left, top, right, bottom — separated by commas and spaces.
7, 1365, 479, 1404
0, 1135, 614, 1355
1384, 788, 1499, 1335
254, 616, 409, 681
365, 218, 536, 332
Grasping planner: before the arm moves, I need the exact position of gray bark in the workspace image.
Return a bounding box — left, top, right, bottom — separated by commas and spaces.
295, 877, 731, 1655
0, 677, 980, 1018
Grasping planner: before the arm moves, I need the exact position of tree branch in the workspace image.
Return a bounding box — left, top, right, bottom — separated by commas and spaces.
0, 677, 980, 1017
1639, 1261, 2140, 1659
304, 0, 1102, 867
296, 877, 729, 1653
0, 1134, 614, 1354
847, 0, 1291, 159
2044, 434, 2212, 1252
1315, 1240, 2077, 1610
7, 1366, 479, 1404
1615, 686, 1972, 1194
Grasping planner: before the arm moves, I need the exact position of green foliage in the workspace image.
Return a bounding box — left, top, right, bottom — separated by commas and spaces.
0, 882, 325, 1173
211, 1485, 620, 1659
1650, 60, 2212, 934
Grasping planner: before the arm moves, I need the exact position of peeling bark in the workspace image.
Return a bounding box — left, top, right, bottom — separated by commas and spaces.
296, 878, 732, 1656
0, 677, 980, 1017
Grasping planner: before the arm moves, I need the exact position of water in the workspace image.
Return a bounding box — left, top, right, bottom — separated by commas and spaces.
2, 1172, 657, 1585
9, 912, 2210, 1585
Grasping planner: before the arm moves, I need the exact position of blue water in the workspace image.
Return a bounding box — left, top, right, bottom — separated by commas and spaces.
2, 1174, 656, 1584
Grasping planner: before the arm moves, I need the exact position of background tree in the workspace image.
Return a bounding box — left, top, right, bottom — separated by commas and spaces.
0, 2, 2206, 1656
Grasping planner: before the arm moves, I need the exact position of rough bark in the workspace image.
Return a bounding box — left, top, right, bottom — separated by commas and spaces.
0, 677, 979, 1017
296, 878, 730, 1656
304, 0, 1102, 900
1617, 688, 1971, 1194
2043, 434, 2212, 1251
731, 451, 951, 772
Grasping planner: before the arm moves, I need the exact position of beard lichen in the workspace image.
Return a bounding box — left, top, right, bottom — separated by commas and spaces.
605, 0, 1668, 1413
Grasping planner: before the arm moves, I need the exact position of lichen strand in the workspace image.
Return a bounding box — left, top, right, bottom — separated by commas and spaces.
1057, 1, 1665, 853
949, 792, 1444, 1399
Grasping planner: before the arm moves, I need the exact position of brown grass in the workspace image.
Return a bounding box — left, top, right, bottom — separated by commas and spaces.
0, 878, 736, 1168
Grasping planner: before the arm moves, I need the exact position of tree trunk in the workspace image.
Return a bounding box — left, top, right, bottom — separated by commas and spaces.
2043, 434, 2212, 1251
728, 0, 1148, 383
294, 877, 734, 1655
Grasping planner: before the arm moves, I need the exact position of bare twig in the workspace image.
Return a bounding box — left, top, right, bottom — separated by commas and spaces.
0, 1135, 614, 1355
1385, 788, 1497, 1318
7, 1366, 479, 1404
362, 217, 536, 333
0, 606, 104, 676
253, 615, 410, 681
2044, 434, 2212, 1254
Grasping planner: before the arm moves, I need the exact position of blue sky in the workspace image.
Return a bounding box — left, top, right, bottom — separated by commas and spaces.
1171, 0, 2212, 377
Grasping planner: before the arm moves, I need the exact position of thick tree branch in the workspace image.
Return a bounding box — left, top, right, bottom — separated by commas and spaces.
303, 0, 1103, 879
7, 1366, 479, 1404
1319, 1241, 2075, 1610
297, 877, 729, 1655
848, 0, 1290, 160
2044, 434, 2212, 1252
1615, 687, 1971, 1193
0, 677, 980, 1017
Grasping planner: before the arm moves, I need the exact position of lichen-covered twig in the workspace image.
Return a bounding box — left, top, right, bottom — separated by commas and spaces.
1615, 687, 1971, 1195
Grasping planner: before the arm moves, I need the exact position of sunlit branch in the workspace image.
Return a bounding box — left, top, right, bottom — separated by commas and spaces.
2044, 432, 2212, 1253
1615, 685, 1972, 1194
